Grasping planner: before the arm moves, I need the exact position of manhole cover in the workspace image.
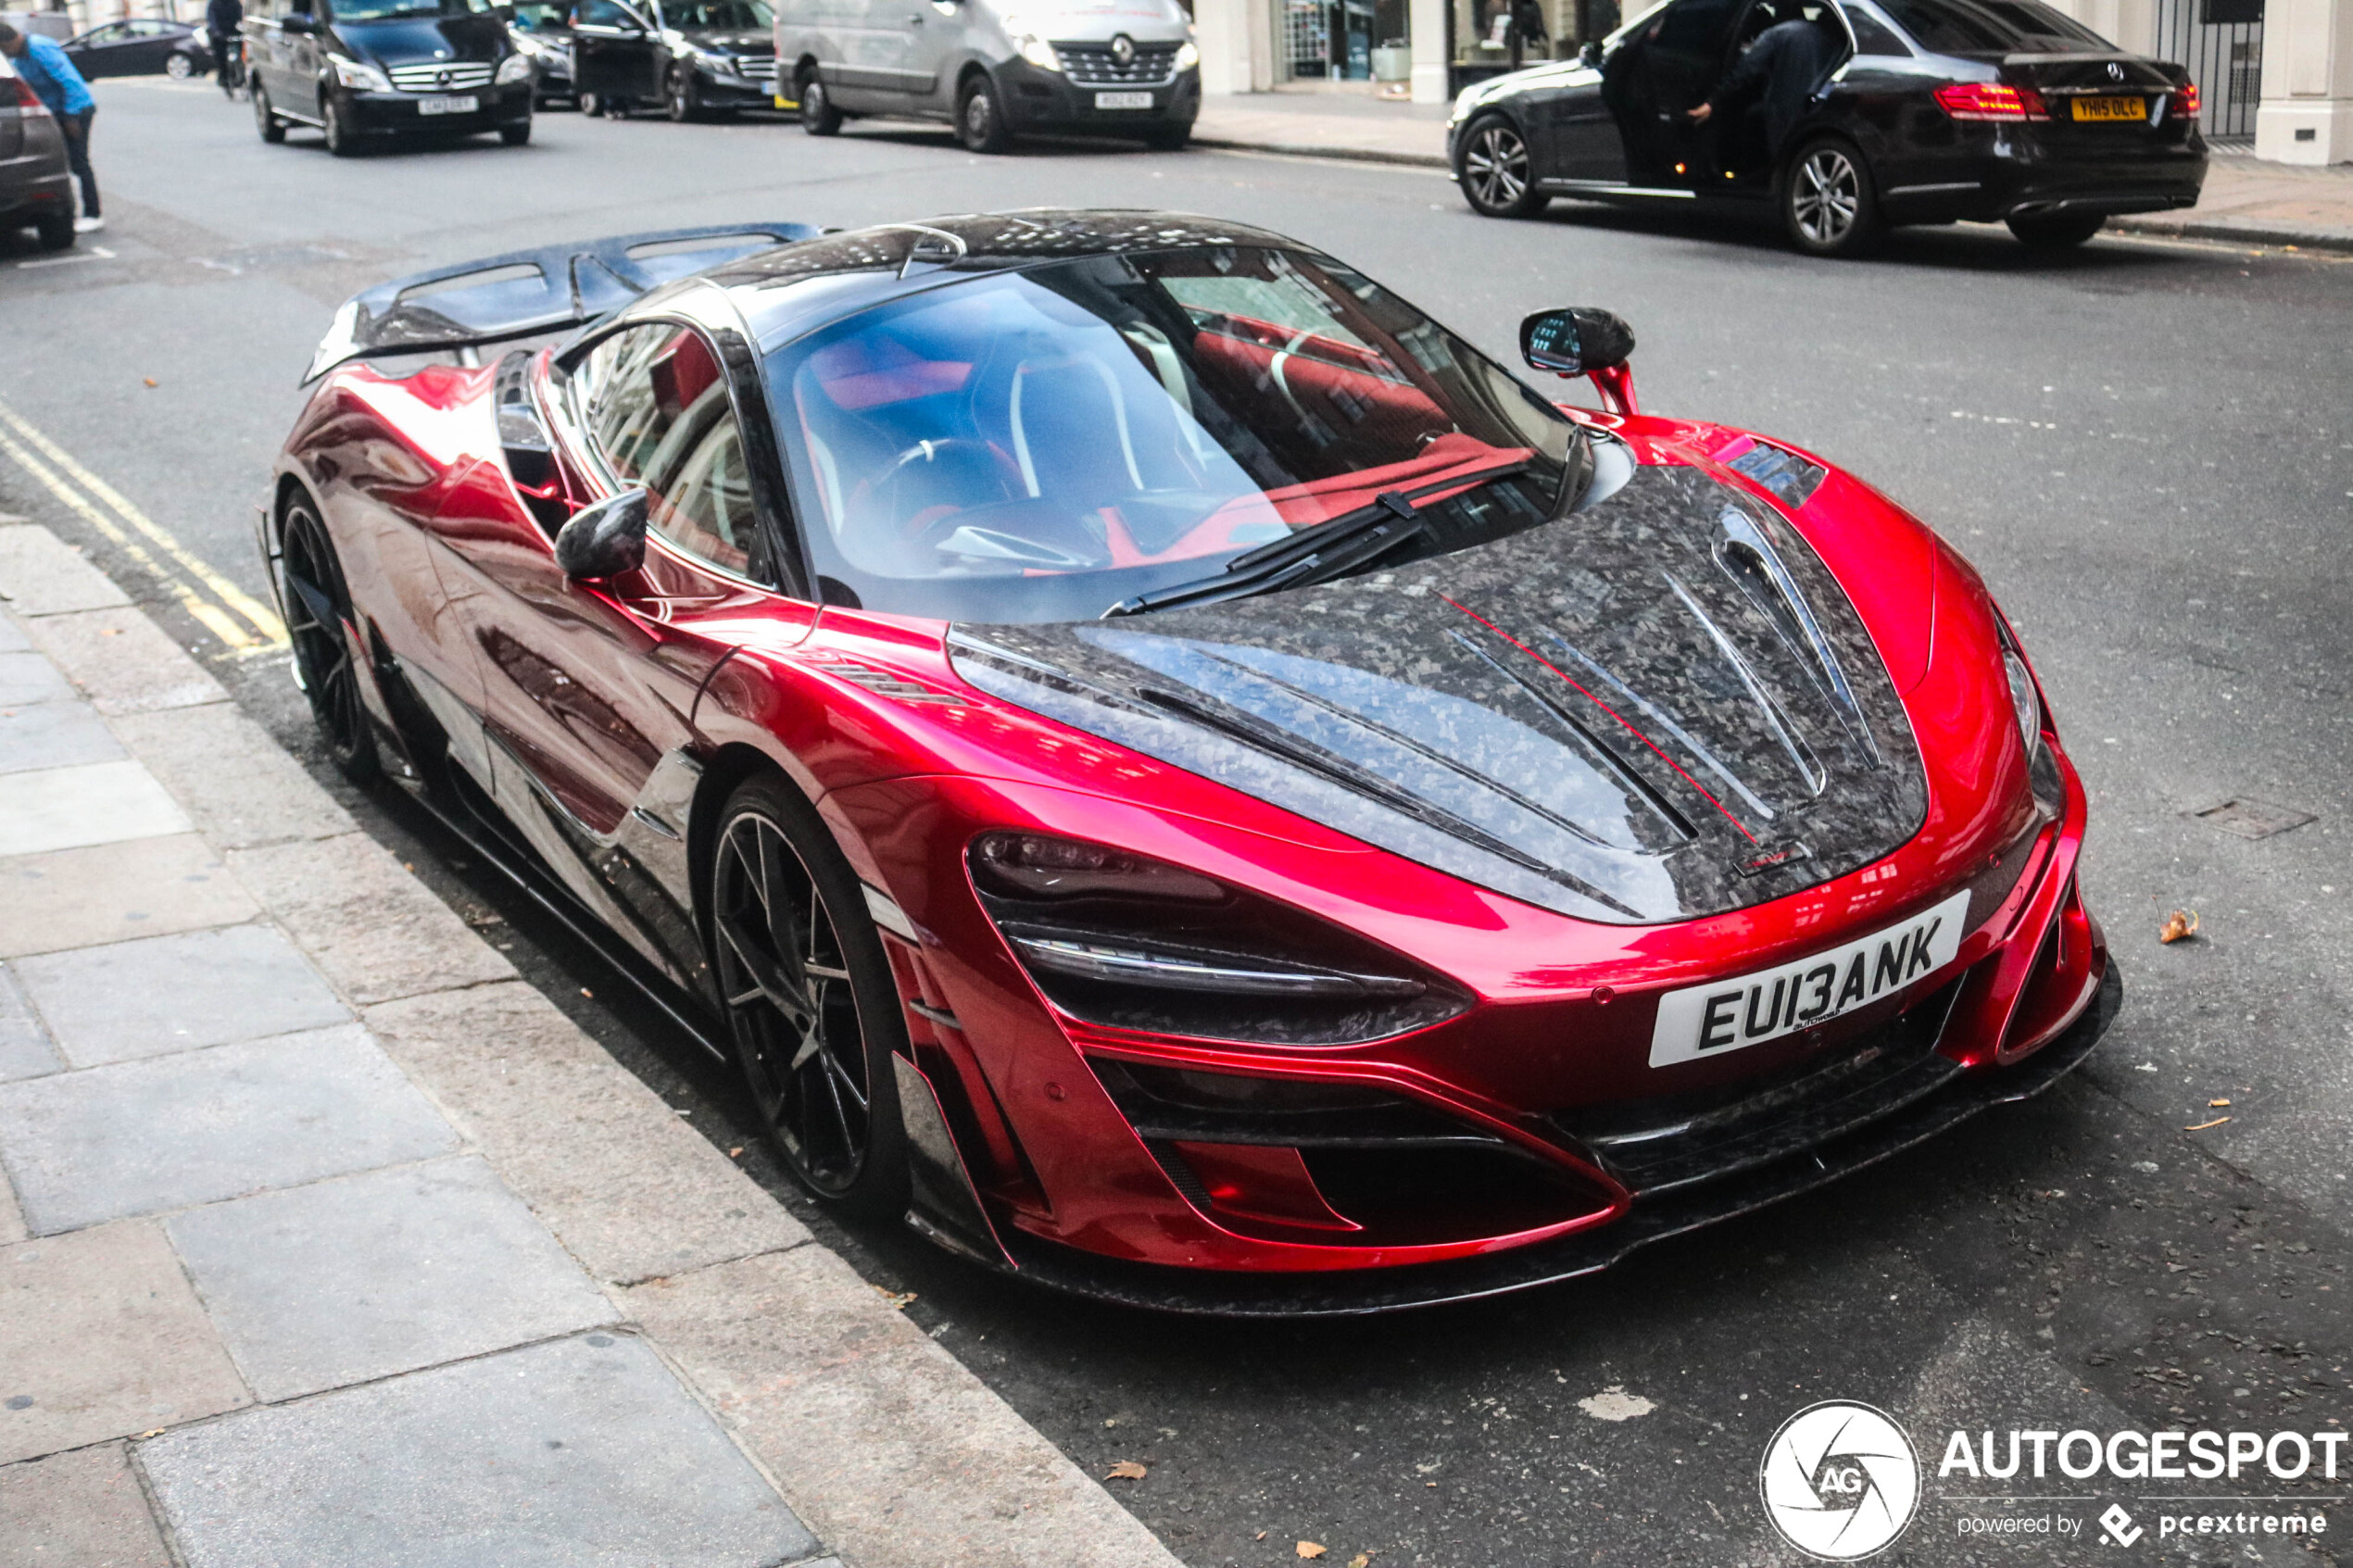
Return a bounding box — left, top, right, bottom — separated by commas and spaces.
2187, 798, 2315, 840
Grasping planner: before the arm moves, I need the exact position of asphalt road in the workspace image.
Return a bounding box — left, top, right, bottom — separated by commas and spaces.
5, 78, 2350, 1567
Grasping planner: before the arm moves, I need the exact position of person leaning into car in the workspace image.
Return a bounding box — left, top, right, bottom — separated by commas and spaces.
0, 22, 100, 232
1686, 4, 1832, 163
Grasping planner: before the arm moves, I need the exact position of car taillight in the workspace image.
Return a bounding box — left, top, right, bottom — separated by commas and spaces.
7, 75, 48, 115
2175, 81, 2200, 119
1933, 82, 2046, 121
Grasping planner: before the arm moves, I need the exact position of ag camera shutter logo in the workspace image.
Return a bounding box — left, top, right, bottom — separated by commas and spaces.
1759, 1401, 1921, 1560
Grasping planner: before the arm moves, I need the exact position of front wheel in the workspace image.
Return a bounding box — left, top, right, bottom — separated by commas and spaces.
1457, 115, 1547, 219
1782, 138, 1881, 258
2007, 211, 2105, 250
799, 72, 841, 134
707, 772, 909, 1219
321, 94, 359, 156
1142, 121, 1189, 152
254, 80, 285, 142
667, 66, 701, 121
279, 499, 380, 784
956, 73, 1013, 154
165, 51, 195, 80
499, 119, 531, 144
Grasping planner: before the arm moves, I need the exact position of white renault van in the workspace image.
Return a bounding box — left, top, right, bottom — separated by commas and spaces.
774, 0, 1198, 152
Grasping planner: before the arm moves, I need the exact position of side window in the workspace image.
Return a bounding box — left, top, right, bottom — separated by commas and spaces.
573, 0, 636, 26
1840, 2, 1909, 52
1650, 0, 1741, 59
579, 324, 769, 582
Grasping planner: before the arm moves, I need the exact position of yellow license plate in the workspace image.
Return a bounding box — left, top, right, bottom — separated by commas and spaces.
2071, 94, 2146, 121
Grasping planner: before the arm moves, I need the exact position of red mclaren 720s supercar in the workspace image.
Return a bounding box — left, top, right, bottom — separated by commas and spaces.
260, 209, 2114, 1313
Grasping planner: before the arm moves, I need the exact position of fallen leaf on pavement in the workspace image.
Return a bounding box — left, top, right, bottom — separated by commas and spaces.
2208, 1098, 2231, 1108
1298, 1544, 1327, 1560
143, 378, 157, 387
1104, 1461, 1148, 1481
727, 1147, 743, 1158
871, 1286, 916, 1310
1350, 1555, 1373, 1567
2184, 1116, 2232, 1132
2158, 909, 2199, 944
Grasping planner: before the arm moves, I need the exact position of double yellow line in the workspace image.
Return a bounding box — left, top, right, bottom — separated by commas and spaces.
0, 395, 287, 654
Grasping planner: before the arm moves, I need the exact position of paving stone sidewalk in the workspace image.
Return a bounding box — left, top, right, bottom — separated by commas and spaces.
1190, 91, 2353, 251
0, 520, 1182, 1568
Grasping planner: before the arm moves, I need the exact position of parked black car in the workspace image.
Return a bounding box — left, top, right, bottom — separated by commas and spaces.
64, 19, 216, 79
2, 53, 76, 249
1447, 0, 2206, 255
246, 0, 535, 155
508, 0, 575, 103
570, 0, 777, 121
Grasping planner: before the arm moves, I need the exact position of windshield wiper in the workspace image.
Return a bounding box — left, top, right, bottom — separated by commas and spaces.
1101, 458, 1531, 619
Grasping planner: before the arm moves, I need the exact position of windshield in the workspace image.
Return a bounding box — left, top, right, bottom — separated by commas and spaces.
663, 0, 770, 27
1875, 0, 2108, 51
328, 0, 495, 20
766, 247, 1577, 623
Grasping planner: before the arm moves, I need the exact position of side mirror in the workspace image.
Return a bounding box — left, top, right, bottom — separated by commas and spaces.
1520, 307, 1635, 376
1578, 39, 1601, 67
554, 489, 649, 578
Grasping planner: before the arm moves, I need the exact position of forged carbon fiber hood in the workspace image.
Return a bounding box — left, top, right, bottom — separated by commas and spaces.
949, 464, 1927, 924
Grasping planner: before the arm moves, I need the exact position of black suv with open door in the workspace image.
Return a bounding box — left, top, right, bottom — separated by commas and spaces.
247, 0, 534, 155
1447, 0, 2205, 256
569, 0, 777, 121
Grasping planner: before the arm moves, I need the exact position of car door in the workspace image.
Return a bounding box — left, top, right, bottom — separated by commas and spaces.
572, 0, 664, 102
68, 24, 132, 79
127, 20, 181, 73
280, 0, 324, 108
439, 318, 803, 989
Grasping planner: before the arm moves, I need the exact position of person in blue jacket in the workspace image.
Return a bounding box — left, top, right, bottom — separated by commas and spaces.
0, 22, 101, 233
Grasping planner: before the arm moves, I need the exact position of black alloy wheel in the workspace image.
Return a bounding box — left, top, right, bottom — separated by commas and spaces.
2007, 211, 2106, 250
799, 70, 840, 134
667, 65, 701, 121
321, 93, 358, 156
1782, 138, 1880, 257
254, 79, 285, 141
500, 119, 532, 144
709, 773, 909, 1216
165, 50, 195, 79
279, 500, 380, 782
956, 73, 1012, 153
1458, 115, 1546, 219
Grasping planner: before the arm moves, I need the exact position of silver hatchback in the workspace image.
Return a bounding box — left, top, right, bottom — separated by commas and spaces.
1, 53, 74, 250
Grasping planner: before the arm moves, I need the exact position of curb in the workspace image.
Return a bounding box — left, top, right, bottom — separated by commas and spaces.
0, 523, 1184, 1568
1192, 132, 1449, 169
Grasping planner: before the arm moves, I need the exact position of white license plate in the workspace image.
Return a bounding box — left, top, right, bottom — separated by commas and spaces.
1094, 90, 1153, 110
416, 94, 478, 115
1647, 891, 1969, 1068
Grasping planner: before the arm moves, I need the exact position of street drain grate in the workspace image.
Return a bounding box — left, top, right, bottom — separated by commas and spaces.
2187, 798, 2316, 840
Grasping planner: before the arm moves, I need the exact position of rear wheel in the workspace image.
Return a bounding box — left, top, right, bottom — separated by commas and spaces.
799, 70, 840, 134
1457, 114, 1546, 219
1782, 137, 1880, 258
254, 80, 285, 142
2007, 211, 2106, 250
956, 72, 1013, 153
707, 772, 909, 1218
279, 499, 380, 784
33, 209, 74, 251
165, 51, 195, 79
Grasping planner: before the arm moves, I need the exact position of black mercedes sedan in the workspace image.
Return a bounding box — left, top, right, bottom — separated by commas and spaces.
1446, 0, 2206, 256
63, 19, 215, 80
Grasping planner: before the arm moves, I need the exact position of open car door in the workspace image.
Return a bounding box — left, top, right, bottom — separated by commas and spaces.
571, 0, 665, 104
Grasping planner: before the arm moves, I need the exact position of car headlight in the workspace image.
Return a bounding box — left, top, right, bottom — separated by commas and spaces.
969, 831, 1470, 1046
1999, 628, 2045, 766
495, 52, 534, 82
330, 55, 392, 91
1003, 24, 1060, 70
1173, 39, 1198, 70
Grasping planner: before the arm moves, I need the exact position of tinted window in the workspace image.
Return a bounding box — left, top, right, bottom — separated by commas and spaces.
1877, 0, 2106, 51
1841, 0, 1909, 51
578, 324, 768, 580
327, 0, 496, 19
571, 0, 641, 25
1650, 0, 1740, 56
767, 247, 1578, 623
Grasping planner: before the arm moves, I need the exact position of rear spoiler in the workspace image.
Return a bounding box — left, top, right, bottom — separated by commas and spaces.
302, 221, 818, 383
